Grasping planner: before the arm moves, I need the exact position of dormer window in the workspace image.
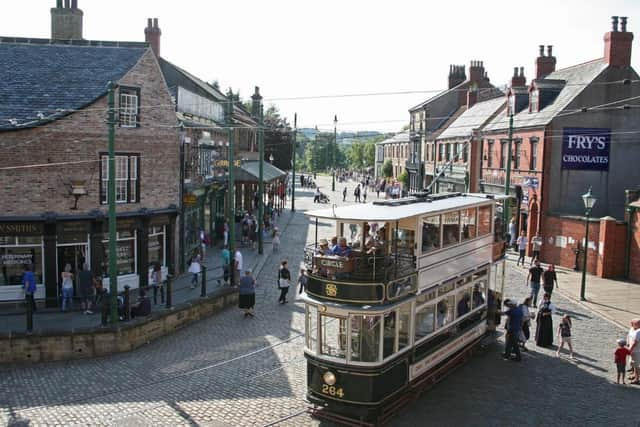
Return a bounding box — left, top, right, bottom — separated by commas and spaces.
530, 89, 539, 113
508, 95, 516, 116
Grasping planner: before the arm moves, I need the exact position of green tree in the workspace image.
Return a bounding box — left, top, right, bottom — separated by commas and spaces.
399, 169, 409, 189
381, 160, 393, 178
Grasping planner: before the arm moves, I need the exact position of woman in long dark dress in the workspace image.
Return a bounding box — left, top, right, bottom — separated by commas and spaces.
535, 293, 556, 347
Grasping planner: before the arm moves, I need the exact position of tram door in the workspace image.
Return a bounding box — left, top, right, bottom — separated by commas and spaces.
487, 260, 506, 331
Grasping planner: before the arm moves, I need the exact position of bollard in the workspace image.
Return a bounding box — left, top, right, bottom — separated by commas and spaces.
25, 295, 33, 333
160, 282, 165, 304
201, 265, 207, 297
165, 275, 172, 309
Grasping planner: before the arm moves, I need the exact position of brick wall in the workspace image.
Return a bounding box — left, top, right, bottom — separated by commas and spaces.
540, 215, 600, 274
630, 209, 640, 283
597, 218, 627, 279
0, 49, 179, 216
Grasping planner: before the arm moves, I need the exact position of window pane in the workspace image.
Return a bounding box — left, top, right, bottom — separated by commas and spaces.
306, 305, 318, 352
148, 231, 164, 267
477, 206, 492, 236
320, 315, 346, 359
398, 304, 411, 350
394, 228, 414, 255
456, 288, 471, 318
102, 239, 136, 276
415, 304, 435, 340
0, 246, 43, 286
343, 223, 362, 249
350, 315, 380, 362
421, 215, 441, 253
437, 295, 455, 327
442, 211, 460, 247
472, 279, 487, 309
461, 208, 477, 242
383, 311, 396, 358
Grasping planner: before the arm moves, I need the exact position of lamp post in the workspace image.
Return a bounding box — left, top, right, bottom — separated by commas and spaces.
269, 153, 274, 164
579, 187, 597, 301
332, 115, 337, 192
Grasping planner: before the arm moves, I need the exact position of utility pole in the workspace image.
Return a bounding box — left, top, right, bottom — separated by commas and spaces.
226, 91, 236, 285
332, 115, 337, 192
503, 113, 514, 229
258, 104, 264, 254
106, 81, 118, 324
292, 113, 297, 211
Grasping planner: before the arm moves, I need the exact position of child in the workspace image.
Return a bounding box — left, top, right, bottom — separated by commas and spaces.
556, 315, 574, 359
614, 339, 630, 384
272, 229, 281, 253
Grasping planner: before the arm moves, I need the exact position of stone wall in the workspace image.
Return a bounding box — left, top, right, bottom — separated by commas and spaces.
0, 288, 237, 364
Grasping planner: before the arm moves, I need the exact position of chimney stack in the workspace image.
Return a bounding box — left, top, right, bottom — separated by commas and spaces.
535, 44, 556, 79
251, 86, 262, 118
469, 60, 485, 83
604, 16, 634, 67
51, 0, 83, 40
145, 18, 162, 57
511, 66, 526, 87
448, 64, 466, 89
467, 88, 478, 109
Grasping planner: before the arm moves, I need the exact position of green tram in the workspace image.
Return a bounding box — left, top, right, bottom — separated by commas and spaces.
302, 192, 510, 425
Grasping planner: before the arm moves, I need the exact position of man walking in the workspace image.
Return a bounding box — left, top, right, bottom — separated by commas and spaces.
516, 231, 528, 266
501, 299, 523, 362
22, 264, 36, 315
530, 233, 543, 265
78, 263, 94, 314
221, 245, 231, 286
527, 260, 544, 308
342, 187, 347, 202
233, 249, 243, 286
354, 184, 361, 202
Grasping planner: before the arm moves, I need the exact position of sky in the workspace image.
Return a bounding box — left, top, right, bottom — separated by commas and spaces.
3, 0, 640, 133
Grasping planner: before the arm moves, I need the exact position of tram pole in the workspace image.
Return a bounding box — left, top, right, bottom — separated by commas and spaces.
503, 113, 514, 229
258, 105, 264, 255
226, 91, 236, 286
107, 81, 118, 325
292, 113, 297, 212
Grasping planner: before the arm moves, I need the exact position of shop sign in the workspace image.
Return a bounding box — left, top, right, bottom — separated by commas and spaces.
0, 223, 43, 236
561, 128, 610, 171
183, 194, 198, 206
1, 253, 34, 266
522, 177, 539, 189
213, 159, 242, 168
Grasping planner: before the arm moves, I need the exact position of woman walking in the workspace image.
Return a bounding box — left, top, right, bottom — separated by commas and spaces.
61, 263, 74, 312
238, 269, 256, 318
535, 293, 556, 347
188, 252, 201, 289
556, 315, 574, 359
277, 260, 291, 304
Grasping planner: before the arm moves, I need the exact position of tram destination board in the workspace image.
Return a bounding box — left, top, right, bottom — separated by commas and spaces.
306, 276, 384, 303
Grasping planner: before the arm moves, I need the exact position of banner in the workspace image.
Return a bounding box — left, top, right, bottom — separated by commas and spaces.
561, 128, 610, 171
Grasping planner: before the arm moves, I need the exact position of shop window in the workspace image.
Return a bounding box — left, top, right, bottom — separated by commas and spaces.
442, 211, 460, 247
148, 226, 166, 268
421, 215, 441, 253
100, 153, 140, 204
350, 314, 381, 362
320, 314, 347, 359
460, 208, 477, 242
477, 205, 492, 236
101, 232, 137, 277
0, 239, 43, 286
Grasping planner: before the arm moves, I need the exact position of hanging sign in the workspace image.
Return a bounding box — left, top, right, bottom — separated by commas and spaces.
561, 128, 610, 171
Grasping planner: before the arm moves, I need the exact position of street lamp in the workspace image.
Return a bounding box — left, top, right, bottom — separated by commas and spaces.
579, 186, 597, 301
332, 115, 337, 192
269, 153, 274, 164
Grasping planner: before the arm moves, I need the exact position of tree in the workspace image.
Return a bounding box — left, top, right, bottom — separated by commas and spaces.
399, 169, 409, 189
382, 160, 393, 178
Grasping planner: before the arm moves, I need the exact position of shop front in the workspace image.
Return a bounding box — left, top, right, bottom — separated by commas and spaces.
0, 222, 45, 303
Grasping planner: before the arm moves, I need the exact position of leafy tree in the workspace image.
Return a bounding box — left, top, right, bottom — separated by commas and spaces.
382, 160, 393, 178
399, 169, 409, 188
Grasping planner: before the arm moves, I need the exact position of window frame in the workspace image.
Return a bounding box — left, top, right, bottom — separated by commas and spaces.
100, 152, 141, 205
500, 140, 507, 169
530, 138, 539, 170
118, 86, 141, 128
514, 139, 522, 170
487, 140, 494, 168
530, 89, 539, 113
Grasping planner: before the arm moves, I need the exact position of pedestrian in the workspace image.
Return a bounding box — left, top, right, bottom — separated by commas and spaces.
78, 263, 94, 314
343, 187, 347, 202
238, 268, 256, 318
314, 187, 321, 203
221, 245, 230, 286
516, 231, 527, 266
535, 293, 556, 347
249, 216, 257, 250
363, 187, 367, 203
200, 228, 210, 259
233, 249, 243, 286
354, 184, 361, 202
223, 220, 229, 247
22, 264, 37, 315
130, 288, 151, 319
60, 263, 74, 312
272, 228, 281, 252
556, 315, 574, 359
150, 262, 163, 304
518, 297, 534, 351
298, 268, 308, 294
188, 252, 201, 289
530, 233, 543, 265
615, 339, 631, 384
527, 260, 544, 307
543, 264, 558, 296
501, 299, 523, 362
277, 260, 291, 304
509, 219, 517, 251
628, 318, 640, 384
376, 183, 380, 199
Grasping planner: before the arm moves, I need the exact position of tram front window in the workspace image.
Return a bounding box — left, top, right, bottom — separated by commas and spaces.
383, 312, 396, 359
350, 314, 381, 363
320, 314, 346, 359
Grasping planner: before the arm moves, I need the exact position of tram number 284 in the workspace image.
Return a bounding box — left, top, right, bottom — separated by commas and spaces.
321, 384, 345, 398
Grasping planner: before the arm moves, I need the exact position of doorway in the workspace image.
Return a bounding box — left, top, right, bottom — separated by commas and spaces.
57, 244, 88, 294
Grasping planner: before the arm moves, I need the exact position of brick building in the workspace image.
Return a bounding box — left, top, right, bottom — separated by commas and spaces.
479, 16, 640, 276
376, 132, 410, 180
0, 2, 179, 305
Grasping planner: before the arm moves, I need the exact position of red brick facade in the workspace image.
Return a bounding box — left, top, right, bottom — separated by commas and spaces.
540, 215, 600, 274
630, 206, 640, 283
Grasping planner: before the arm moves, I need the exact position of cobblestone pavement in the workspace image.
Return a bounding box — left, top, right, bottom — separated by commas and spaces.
1, 177, 639, 427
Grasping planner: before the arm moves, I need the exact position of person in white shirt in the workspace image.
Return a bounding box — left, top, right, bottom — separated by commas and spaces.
628, 318, 640, 384
530, 233, 543, 265
233, 250, 243, 286
516, 231, 528, 267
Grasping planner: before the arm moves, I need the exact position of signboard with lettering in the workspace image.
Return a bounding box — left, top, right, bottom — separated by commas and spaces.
1, 253, 34, 266
183, 194, 198, 206
561, 128, 610, 171
0, 223, 43, 236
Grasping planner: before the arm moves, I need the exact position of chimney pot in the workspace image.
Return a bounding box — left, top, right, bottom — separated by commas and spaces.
71, 0, 77, 9
56, 0, 62, 8
612, 16, 619, 32
604, 16, 633, 66
539, 45, 544, 56
621, 16, 628, 32
519, 66, 524, 77
547, 45, 553, 57
64, 0, 70, 8
153, 18, 158, 28
513, 67, 518, 77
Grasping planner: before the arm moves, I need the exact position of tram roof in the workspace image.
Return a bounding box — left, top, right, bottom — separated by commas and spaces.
305, 193, 509, 222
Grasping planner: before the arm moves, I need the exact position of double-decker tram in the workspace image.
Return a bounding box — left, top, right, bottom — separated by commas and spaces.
302, 192, 510, 425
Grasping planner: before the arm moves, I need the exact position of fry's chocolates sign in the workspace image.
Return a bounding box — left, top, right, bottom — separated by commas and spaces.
561, 128, 610, 171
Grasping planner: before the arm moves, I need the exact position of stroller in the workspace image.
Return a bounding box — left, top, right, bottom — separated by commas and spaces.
318, 192, 330, 203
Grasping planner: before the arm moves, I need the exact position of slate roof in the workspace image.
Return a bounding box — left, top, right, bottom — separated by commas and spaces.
239, 161, 286, 183
378, 131, 410, 145
159, 57, 227, 102
0, 38, 148, 131
485, 59, 608, 131
437, 96, 506, 140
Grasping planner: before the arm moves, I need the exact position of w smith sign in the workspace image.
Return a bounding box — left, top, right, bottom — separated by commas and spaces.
561, 128, 610, 171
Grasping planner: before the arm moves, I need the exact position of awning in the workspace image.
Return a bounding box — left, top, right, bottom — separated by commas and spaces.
237, 161, 287, 183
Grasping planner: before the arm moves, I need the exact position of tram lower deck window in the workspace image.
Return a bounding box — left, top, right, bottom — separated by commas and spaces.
350, 315, 381, 362
320, 314, 346, 359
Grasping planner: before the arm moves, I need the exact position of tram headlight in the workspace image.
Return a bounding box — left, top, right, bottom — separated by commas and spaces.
323, 371, 336, 386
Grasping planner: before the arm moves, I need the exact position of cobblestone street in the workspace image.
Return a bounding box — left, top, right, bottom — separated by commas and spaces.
1, 177, 639, 427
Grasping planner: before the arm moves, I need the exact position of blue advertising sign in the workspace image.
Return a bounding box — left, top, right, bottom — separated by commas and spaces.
522, 177, 539, 189
561, 128, 610, 171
